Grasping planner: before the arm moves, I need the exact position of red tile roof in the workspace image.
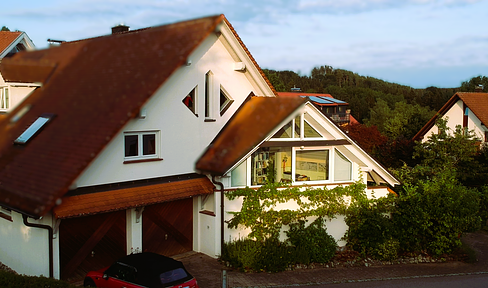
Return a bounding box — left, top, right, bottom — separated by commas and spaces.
413, 92, 488, 141
0, 31, 22, 55
53, 177, 214, 219
278, 92, 333, 98
0, 15, 227, 218
195, 96, 306, 175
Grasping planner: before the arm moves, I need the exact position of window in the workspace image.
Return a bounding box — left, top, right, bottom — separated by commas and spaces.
220, 86, 233, 116
296, 149, 329, 181
14, 114, 55, 145
247, 146, 341, 186
231, 160, 247, 187
251, 147, 292, 185
0, 86, 9, 110
105, 263, 137, 283
334, 149, 352, 181
124, 131, 159, 161
205, 71, 212, 119
182, 87, 197, 116
272, 113, 322, 139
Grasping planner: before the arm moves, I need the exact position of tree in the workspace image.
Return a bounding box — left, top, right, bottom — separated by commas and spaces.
1, 26, 10, 31
460, 75, 488, 92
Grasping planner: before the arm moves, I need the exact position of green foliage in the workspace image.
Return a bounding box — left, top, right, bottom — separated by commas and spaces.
460, 76, 488, 92
365, 99, 435, 140
344, 195, 397, 260
0, 270, 77, 288
1, 26, 10, 31
221, 238, 263, 270
286, 218, 337, 264
391, 170, 481, 256
226, 181, 366, 241
411, 118, 485, 185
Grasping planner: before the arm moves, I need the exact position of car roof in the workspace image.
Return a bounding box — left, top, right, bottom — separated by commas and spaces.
116, 252, 192, 287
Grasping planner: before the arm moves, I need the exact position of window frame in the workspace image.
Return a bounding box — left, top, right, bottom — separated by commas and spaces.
270, 113, 323, 141
219, 86, 234, 116
123, 131, 160, 162
0, 86, 9, 111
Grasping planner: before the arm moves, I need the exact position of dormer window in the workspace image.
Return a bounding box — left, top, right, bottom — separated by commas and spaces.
14, 114, 55, 145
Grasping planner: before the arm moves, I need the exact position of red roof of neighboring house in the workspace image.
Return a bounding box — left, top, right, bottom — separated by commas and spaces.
0, 31, 22, 55
53, 177, 214, 219
0, 15, 244, 218
196, 96, 306, 175
278, 92, 334, 98
413, 92, 488, 141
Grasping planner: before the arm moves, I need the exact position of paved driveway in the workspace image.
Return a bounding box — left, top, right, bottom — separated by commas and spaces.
178, 231, 488, 288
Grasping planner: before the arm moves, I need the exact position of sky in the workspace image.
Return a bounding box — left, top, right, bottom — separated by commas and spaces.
2, 0, 487, 89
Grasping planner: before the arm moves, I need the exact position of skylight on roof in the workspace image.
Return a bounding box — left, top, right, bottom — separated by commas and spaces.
14, 114, 54, 145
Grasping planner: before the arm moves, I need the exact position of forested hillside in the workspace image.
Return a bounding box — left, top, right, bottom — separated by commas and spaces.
264, 66, 488, 168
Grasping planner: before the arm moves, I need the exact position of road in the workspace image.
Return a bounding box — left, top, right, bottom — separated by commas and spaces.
293, 273, 488, 288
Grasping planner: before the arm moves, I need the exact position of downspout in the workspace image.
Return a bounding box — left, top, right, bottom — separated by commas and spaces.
211, 175, 225, 255
23, 214, 54, 278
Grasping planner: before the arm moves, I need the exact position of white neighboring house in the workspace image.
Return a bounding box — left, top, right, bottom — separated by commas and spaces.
0, 31, 38, 114
414, 91, 488, 143
0, 15, 276, 281
196, 97, 400, 247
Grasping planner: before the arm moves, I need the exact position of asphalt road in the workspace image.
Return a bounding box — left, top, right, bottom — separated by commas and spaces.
297, 273, 488, 288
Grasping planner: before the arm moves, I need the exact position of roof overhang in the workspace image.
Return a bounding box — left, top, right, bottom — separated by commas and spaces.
53, 177, 214, 219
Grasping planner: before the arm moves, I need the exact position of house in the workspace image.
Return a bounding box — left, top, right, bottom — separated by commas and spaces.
278, 92, 357, 126
413, 90, 488, 143
0, 30, 37, 113
0, 14, 399, 283
0, 15, 277, 281
196, 94, 400, 246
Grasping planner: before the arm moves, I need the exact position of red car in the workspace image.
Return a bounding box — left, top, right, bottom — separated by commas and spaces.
83, 252, 199, 288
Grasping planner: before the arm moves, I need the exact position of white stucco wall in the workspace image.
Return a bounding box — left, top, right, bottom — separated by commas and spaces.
0, 211, 57, 278
74, 33, 265, 188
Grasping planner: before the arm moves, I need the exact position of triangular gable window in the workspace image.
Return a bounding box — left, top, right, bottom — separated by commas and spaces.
14, 113, 55, 145
272, 117, 300, 139
304, 120, 321, 138
272, 114, 322, 139
220, 86, 234, 116
182, 87, 197, 116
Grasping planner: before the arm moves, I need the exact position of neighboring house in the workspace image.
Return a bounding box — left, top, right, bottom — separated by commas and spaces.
0, 15, 276, 281
413, 91, 488, 143
196, 96, 400, 246
0, 31, 38, 113
278, 92, 357, 126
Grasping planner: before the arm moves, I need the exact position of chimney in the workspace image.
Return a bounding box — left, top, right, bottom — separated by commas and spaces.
475, 85, 484, 92
112, 24, 129, 34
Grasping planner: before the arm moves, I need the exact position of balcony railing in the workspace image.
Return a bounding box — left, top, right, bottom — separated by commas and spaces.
326, 113, 350, 124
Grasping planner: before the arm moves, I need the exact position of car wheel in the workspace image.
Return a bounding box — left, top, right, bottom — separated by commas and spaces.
84, 277, 97, 287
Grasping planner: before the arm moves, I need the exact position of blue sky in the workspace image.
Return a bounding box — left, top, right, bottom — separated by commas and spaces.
2, 0, 487, 88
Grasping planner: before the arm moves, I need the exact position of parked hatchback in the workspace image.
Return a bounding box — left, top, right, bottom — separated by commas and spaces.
84, 252, 199, 288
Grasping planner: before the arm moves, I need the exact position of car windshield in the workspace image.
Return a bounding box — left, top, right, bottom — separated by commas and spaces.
159, 268, 188, 284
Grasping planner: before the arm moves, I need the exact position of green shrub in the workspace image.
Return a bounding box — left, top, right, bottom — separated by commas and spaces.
255, 239, 292, 272
344, 197, 395, 260
286, 218, 337, 264
0, 270, 77, 288
221, 238, 262, 270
